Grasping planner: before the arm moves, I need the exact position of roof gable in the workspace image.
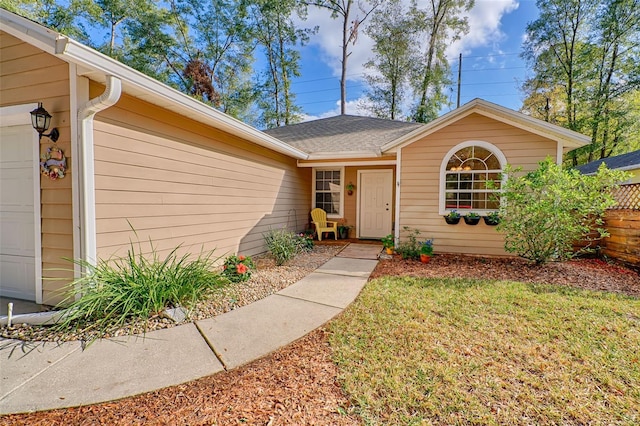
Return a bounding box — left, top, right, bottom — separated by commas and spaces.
381, 99, 590, 153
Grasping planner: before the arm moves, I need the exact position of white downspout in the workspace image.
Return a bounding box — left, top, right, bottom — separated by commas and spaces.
78, 75, 121, 264
394, 148, 402, 245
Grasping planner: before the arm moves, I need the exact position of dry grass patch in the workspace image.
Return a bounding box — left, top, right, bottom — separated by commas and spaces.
329, 277, 640, 425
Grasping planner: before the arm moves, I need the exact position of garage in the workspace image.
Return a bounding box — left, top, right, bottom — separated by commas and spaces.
0, 107, 41, 303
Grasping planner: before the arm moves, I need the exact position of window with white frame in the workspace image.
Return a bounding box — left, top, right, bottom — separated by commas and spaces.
313, 168, 342, 216
441, 143, 505, 213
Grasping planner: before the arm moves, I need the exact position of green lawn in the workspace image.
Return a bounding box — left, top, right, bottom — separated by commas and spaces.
329, 277, 640, 425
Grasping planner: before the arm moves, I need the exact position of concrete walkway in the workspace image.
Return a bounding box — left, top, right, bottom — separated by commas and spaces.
0, 243, 381, 415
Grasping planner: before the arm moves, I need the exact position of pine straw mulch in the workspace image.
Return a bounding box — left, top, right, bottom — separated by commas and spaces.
3, 254, 639, 425
1, 328, 358, 426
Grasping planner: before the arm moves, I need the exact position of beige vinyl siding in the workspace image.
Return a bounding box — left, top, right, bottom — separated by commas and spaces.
399, 113, 557, 256
1, 32, 72, 305
93, 91, 311, 261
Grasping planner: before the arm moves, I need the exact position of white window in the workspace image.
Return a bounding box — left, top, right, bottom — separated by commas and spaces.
313, 168, 343, 217
439, 141, 506, 215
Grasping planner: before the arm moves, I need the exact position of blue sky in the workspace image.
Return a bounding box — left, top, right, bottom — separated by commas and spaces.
291, 0, 539, 120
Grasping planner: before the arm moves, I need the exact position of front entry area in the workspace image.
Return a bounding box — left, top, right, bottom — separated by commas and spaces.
1, 106, 41, 303
357, 170, 393, 239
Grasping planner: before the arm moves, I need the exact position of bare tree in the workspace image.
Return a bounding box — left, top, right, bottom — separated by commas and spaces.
306, 0, 380, 114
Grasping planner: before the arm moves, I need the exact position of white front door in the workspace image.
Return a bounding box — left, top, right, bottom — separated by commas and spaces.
0, 124, 39, 301
358, 170, 393, 238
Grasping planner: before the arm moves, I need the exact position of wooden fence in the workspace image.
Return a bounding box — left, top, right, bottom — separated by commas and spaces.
601, 183, 640, 267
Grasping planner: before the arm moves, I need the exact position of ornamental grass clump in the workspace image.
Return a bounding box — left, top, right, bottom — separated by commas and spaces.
263, 228, 310, 266
53, 241, 226, 336
222, 254, 255, 283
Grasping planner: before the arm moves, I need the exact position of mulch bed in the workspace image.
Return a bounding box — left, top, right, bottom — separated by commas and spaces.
1, 328, 359, 426
371, 254, 640, 296
3, 253, 639, 425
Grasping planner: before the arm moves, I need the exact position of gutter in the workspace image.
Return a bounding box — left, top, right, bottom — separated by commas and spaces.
77, 75, 122, 264
57, 37, 309, 160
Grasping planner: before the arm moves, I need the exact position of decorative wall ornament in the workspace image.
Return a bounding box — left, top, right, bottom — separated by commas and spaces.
40, 146, 66, 180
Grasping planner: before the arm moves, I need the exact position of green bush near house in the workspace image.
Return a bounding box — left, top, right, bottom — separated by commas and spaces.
54, 241, 226, 335
395, 226, 422, 260
498, 158, 630, 264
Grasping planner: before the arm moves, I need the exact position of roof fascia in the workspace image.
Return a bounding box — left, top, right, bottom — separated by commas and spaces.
1, 9, 59, 54
381, 99, 590, 153
59, 39, 308, 160
1, 10, 308, 160
297, 159, 396, 167
306, 150, 382, 160
582, 164, 640, 175
473, 102, 590, 148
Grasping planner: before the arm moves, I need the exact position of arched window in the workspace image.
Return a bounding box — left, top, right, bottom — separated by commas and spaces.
440, 142, 506, 214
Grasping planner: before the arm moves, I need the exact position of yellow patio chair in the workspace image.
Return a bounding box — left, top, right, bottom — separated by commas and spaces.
310, 208, 338, 241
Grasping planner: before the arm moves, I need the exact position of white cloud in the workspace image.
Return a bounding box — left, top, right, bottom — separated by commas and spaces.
448, 0, 520, 58
298, 0, 521, 118
301, 3, 379, 81
300, 97, 373, 122
303, 0, 519, 80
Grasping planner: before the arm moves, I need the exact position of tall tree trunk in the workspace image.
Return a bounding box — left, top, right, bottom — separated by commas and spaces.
340, 0, 352, 115
277, 15, 292, 124
110, 21, 117, 56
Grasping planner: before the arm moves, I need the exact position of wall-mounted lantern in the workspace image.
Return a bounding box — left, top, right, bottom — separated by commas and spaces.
30, 103, 59, 142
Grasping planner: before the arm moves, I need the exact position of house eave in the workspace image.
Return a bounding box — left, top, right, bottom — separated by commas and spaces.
306, 150, 382, 160
381, 98, 591, 154
1, 9, 309, 161
297, 158, 396, 167
0, 9, 60, 54
581, 164, 640, 175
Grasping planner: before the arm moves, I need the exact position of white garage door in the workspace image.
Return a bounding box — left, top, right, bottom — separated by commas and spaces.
0, 125, 38, 301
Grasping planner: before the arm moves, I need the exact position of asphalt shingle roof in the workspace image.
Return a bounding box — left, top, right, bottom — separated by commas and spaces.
263, 115, 424, 155
575, 150, 640, 174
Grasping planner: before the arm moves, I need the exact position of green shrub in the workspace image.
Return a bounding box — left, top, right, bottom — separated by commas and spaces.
55, 241, 226, 335
222, 254, 255, 283
263, 228, 302, 266
498, 158, 630, 264
395, 226, 422, 260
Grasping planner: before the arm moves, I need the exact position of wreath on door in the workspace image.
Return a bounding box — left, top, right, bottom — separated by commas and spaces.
40, 146, 66, 180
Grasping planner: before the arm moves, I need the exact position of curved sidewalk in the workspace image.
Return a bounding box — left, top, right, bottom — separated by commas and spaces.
0, 244, 380, 415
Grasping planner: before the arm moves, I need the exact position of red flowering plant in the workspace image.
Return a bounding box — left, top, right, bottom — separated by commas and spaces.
222, 254, 255, 283
295, 232, 314, 252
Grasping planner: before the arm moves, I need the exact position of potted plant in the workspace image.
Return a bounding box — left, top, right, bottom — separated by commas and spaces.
444, 210, 461, 225
483, 211, 500, 226
337, 220, 352, 239
346, 182, 355, 195
381, 233, 395, 254
463, 212, 481, 225
420, 239, 433, 263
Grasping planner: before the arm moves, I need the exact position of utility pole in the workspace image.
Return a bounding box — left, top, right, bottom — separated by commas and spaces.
456, 53, 462, 108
